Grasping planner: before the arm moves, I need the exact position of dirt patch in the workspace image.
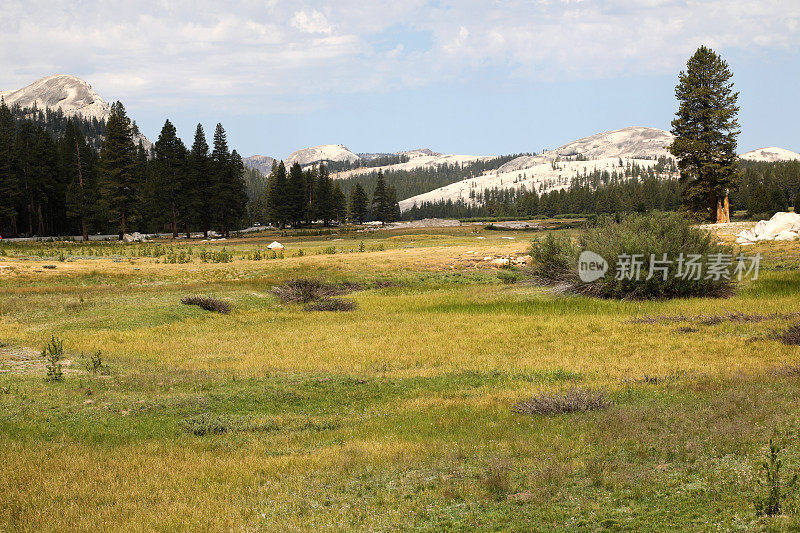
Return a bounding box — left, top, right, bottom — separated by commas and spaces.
0, 345, 78, 375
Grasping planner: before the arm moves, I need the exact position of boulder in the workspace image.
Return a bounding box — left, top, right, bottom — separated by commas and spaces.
491, 258, 510, 267
736, 212, 800, 243
267, 241, 285, 250
122, 232, 147, 243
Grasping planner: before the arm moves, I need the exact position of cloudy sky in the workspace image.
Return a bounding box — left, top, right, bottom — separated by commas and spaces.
2, 0, 799, 158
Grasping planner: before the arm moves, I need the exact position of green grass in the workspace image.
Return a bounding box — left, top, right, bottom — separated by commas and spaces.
1, 227, 799, 531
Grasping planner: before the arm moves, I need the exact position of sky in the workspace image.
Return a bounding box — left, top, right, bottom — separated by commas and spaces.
2, 0, 799, 159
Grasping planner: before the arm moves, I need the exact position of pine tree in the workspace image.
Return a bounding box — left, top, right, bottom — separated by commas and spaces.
385, 184, 400, 223
209, 124, 246, 237
332, 182, 347, 223
312, 164, 334, 225
266, 161, 289, 228
0, 99, 19, 234
99, 102, 139, 236
188, 124, 211, 237
371, 171, 389, 223
669, 46, 741, 222
348, 182, 368, 224
154, 119, 188, 238
287, 162, 307, 227
62, 119, 97, 241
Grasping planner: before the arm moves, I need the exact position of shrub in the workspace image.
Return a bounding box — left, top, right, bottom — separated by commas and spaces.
304, 298, 358, 312
181, 296, 231, 314
512, 387, 610, 416
754, 438, 798, 517
272, 278, 348, 303
85, 350, 107, 374
42, 335, 64, 382
181, 413, 228, 436
776, 324, 800, 346
529, 213, 735, 299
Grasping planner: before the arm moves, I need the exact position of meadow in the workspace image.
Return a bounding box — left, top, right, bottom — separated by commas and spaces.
1, 223, 799, 531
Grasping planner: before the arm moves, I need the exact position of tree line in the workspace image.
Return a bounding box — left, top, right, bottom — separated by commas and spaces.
248, 163, 400, 227
0, 99, 248, 238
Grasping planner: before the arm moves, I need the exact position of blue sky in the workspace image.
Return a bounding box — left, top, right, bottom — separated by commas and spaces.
2, 0, 799, 158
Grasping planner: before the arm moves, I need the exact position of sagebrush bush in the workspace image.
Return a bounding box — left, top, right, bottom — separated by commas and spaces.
181, 296, 231, 314
512, 387, 610, 416
304, 298, 358, 312
530, 213, 735, 299
272, 278, 351, 303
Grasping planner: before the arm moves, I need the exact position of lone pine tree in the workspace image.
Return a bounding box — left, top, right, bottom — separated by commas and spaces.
669, 46, 740, 223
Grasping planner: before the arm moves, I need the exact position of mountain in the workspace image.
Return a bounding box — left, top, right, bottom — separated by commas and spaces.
0, 74, 152, 150
331, 152, 493, 180
242, 155, 276, 174
285, 144, 360, 167
740, 147, 800, 162
399, 126, 677, 211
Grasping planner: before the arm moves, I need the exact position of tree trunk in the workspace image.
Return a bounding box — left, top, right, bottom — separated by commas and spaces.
708, 189, 718, 223
185, 222, 191, 239
171, 203, 178, 238
716, 193, 731, 223
121, 210, 127, 238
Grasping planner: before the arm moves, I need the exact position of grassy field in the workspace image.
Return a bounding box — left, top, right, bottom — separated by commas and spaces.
1, 224, 799, 531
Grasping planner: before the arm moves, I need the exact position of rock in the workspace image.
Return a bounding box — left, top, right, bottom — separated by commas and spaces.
122, 232, 147, 243
491, 258, 510, 267
736, 212, 800, 243
774, 230, 799, 241
267, 241, 285, 250
483, 256, 493, 261
513, 255, 532, 265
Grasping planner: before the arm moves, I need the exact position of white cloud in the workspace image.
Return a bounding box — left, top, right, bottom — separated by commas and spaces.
291, 10, 332, 34
0, 0, 798, 113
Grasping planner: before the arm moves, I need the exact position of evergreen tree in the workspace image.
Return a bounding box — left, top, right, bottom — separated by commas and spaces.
371, 171, 389, 223
188, 124, 211, 237
0, 100, 19, 234
266, 161, 289, 227
669, 46, 741, 222
99, 102, 138, 236
332, 182, 347, 223
62, 119, 97, 241
287, 162, 307, 227
385, 184, 400, 223
153, 119, 188, 238
312, 164, 334, 225
348, 182, 368, 224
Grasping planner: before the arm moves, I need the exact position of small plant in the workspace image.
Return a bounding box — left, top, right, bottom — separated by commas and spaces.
304, 298, 358, 312
512, 387, 610, 416
181, 296, 232, 314
358, 241, 365, 252
42, 335, 64, 382
85, 350, 105, 374
754, 438, 798, 517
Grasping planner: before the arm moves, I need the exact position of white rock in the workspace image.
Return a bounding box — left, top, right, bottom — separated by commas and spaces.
774, 230, 799, 241
491, 258, 510, 267
267, 241, 285, 250
483, 256, 493, 261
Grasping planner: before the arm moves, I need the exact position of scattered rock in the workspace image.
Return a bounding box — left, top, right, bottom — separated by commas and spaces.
267, 241, 285, 250
491, 258, 510, 267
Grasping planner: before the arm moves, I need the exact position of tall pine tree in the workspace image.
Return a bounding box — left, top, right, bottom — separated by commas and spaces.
99, 102, 139, 236
153, 119, 188, 238
669, 46, 740, 222
188, 124, 211, 237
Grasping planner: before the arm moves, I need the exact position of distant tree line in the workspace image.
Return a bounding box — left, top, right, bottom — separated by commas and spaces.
325, 153, 410, 173
248, 164, 399, 227
403, 158, 800, 220
0, 99, 248, 238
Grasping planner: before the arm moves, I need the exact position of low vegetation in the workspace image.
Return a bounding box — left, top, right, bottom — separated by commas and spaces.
531, 212, 735, 299
511, 386, 610, 415
1, 226, 800, 530
180, 295, 232, 314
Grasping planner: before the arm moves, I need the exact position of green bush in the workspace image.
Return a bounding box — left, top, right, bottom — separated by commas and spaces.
530, 213, 735, 299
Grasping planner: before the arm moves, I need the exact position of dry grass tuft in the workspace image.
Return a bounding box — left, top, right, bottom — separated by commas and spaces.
181, 296, 231, 314
512, 386, 610, 416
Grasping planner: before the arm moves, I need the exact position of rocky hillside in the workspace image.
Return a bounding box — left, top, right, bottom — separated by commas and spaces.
242, 155, 276, 174
285, 144, 360, 167
399, 126, 677, 211
740, 147, 800, 162
1, 74, 152, 150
